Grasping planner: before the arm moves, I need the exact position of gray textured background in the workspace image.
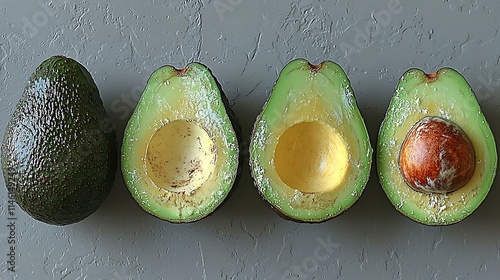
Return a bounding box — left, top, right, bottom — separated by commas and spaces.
1, 0, 500, 279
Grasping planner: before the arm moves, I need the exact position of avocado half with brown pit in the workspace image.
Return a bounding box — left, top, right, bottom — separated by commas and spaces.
250, 58, 372, 222
377, 68, 497, 225
121, 63, 241, 223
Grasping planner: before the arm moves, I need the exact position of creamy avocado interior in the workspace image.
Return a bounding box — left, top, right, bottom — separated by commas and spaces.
274, 121, 349, 194
146, 120, 217, 193
250, 59, 372, 222
377, 68, 497, 225
122, 63, 239, 222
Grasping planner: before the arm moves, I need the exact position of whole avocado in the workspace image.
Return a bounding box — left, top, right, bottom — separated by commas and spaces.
1, 55, 117, 225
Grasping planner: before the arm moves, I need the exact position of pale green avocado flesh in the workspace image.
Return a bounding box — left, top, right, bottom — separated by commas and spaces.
250, 58, 372, 222
377, 68, 497, 225
121, 63, 240, 223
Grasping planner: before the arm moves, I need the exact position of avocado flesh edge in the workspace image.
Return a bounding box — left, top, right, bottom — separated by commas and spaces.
377, 68, 497, 225
121, 63, 239, 222
250, 59, 372, 222
1, 56, 117, 225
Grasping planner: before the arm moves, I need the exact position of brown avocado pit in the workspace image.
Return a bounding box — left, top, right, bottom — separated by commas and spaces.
378, 67, 497, 225
399, 116, 475, 194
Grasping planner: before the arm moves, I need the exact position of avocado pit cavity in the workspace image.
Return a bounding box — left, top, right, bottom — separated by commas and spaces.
146, 120, 216, 193
274, 121, 349, 194
399, 116, 475, 194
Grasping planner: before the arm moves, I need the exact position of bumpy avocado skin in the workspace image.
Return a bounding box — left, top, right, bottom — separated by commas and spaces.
1, 56, 117, 226
377, 68, 497, 225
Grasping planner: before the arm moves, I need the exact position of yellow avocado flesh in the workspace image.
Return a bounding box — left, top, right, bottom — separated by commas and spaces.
121, 64, 239, 222
146, 120, 216, 193
274, 121, 349, 193
377, 68, 497, 225
250, 59, 372, 222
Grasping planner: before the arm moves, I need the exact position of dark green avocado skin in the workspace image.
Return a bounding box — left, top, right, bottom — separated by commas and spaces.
1, 56, 117, 225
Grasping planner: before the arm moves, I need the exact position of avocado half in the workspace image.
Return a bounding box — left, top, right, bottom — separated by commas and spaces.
1, 56, 117, 225
121, 63, 241, 223
249, 58, 372, 222
377, 68, 497, 225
